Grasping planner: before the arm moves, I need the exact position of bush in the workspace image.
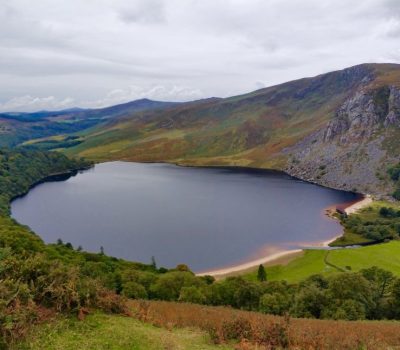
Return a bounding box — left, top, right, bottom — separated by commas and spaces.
221, 317, 252, 341
178, 286, 206, 304
150, 271, 200, 301
259, 292, 290, 315
121, 281, 148, 299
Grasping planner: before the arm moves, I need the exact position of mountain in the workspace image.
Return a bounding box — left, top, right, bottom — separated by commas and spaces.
2, 63, 400, 196
0, 99, 176, 147
59, 63, 399, 197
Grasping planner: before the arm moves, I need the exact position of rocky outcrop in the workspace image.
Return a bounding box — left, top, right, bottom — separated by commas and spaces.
385, 86, 400, 127
284, 84, 400, 197
323, 86, 399, 143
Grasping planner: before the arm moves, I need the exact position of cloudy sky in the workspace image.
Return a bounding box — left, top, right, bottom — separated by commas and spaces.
0, 0, 400, 112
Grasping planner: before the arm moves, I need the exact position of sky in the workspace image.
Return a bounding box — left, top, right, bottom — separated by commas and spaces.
0, 0, 400, 112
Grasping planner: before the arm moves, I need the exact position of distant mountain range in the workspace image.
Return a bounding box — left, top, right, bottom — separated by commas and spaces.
2, 63, 400, 196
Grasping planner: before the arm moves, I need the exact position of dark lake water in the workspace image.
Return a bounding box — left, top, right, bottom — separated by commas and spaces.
11, 162, 359, 272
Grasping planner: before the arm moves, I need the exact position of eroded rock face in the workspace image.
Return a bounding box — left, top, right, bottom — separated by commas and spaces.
323, 86, 400, 143
284, 85, 400, 197
385, 86, 400, 127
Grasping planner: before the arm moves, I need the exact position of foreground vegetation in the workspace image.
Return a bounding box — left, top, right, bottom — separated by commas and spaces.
19, 312, 231, 350
2, 148, 400, 349
133, 301, 400, 349
0, 150, 163, 347
18, 302, 400, 350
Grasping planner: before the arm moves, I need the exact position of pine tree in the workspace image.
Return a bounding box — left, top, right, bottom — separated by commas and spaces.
151, 256, 157, 269
257, 264, 267, 282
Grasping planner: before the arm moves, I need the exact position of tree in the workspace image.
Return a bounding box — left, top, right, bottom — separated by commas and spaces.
122, 281, 147, 299
257, 264, 267, 282
292, 284, 327, 318
151, 256, 157, 269
99, 246, 105, 255
233, 280, 262, 310
150, 271, 200, 301
175, 264, 191, 273
179, 286, 206, 304
260, 292, 291, 315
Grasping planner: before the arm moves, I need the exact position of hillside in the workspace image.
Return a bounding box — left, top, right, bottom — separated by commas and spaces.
20, 312, 231, 350
0, 99, 175, 147
51, 63, 400, 197
20, 302, 400, 350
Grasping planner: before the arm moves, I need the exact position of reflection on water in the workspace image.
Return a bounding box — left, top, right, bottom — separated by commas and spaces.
11, 162, 359, 272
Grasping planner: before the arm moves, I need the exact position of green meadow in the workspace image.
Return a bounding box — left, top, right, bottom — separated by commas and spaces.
18, 312, 232, 350
245, 241, 400, 283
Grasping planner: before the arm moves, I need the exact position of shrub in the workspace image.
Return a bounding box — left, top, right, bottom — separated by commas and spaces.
150, 271, 200, 301
121, 281, 148, 299
178, 286, 206, 304
221, 317, 252, 341
259, 292, 290, 315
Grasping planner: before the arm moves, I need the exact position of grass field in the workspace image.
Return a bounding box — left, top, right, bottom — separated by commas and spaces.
18, 302, 400, 350
18, 312, 232, 350
244, 241, 400, 283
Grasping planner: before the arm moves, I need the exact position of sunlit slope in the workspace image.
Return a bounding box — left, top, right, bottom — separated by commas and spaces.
63, 66, 362, 165
64, 64, 400, 173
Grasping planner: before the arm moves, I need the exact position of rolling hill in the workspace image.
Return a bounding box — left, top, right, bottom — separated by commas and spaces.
0, 99, 175, 147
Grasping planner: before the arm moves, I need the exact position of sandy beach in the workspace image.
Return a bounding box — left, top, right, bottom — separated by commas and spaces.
196, 249, 303, 278
196, 194, 373, 278
344, 195, 372, 215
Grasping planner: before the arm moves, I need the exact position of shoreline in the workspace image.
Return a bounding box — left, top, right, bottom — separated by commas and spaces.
112, 159, 363, 197
196, 249, 303, 278
344, 195, 372, 215
196, 194, 373, 278
11, 158, 372, 278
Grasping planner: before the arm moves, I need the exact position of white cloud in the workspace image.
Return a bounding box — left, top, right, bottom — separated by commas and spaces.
85, 85, 204, 108
0, 85, 203, 112
0, 96, 75, 113
0, 0, 399, 112
117, 0, 166, 24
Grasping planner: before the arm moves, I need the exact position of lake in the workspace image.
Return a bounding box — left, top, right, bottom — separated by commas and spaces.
11, 161, 359, 272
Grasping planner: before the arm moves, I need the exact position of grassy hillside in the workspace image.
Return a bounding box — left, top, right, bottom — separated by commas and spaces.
19, 312, 230, 350
62, 65, 368, 165
243, 241, 400, 283
0, 99, 175, 148
19, 302, 400, 350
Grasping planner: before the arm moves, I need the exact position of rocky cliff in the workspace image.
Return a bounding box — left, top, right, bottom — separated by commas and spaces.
285, 74, 400, 197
